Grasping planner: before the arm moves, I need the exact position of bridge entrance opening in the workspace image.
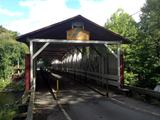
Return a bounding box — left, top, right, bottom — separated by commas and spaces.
29, 39, 122, 97
16, 15, 127, 96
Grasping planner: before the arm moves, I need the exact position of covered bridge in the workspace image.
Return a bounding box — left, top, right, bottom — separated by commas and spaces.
17, 15, 127, 93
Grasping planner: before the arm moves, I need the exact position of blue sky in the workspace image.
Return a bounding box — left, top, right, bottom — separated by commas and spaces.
65, 0, 81, 9
1, 0, 22, 11
0, 0, 146, 34
0, 0, 28, 24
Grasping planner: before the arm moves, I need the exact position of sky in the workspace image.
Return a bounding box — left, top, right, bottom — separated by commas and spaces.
0, 0, 146, 34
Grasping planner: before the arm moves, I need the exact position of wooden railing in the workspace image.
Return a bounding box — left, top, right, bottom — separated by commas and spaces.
26, 91, 34, 120
64, 68, 119, 87
59, 68, 160, 101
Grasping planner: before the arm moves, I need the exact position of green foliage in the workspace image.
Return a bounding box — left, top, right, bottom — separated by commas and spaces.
105, 8, 139, 86
0, 108, 16, 120
0, 26, 17, 41
136, 0, 160, 88
0, 26, 28, 80
105, 6, 160, 88
0, 79, 11, 91
9, 80, 24, 91
105, 8, 138, 42
0, 26, 27, 93
124, 71, 138, 86
0, 79, 24, 92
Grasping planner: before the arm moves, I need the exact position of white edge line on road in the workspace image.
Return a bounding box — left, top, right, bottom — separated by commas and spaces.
51, 87, 73, 120
57, 101, 73, 120
88, 85, 160, 117
50, 72, 160, 119
111, 98, 160, 117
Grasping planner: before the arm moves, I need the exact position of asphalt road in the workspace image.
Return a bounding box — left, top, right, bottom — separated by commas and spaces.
61, 97, 159, 120
56, 77, 160, 120
45, 72, 160, 120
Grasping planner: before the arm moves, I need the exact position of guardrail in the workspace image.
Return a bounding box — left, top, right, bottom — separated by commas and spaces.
65, 68, 119, 87
59, 69, 160, 101
26, 91, 34, 120
125, 86, 160, 100
53, 68, 160, 104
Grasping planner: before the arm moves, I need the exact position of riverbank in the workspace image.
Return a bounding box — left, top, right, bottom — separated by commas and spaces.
0, 79, 24, 120
0, 91, 24, 120
0, 107, 16, 120
0, 79, 24, 92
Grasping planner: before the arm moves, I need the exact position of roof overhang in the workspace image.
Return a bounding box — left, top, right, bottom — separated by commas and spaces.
17, 15, 128, 44
17, 15, 127, 61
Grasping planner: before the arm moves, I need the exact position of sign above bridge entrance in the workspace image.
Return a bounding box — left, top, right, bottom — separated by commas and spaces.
67, 22, 90, 41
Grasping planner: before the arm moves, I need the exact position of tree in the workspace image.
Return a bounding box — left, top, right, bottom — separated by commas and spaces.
105, 8, 139, 85
136, 0, 160, 88
105, 6, 160, 89
105, 8, 138, 42
0, 26, 28, 80
0, 26, 17, 41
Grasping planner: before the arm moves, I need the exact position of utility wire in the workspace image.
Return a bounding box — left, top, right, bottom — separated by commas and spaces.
130, 11, 141, 16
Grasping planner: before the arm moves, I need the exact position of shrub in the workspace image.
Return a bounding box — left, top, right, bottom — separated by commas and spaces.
124, 71, 138, 86
0, 108, 16, 120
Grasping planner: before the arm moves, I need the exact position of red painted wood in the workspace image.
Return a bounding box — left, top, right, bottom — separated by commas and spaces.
25, 54, 30, 91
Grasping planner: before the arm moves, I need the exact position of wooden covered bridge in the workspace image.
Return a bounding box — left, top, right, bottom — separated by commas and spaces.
17, 15, 129, 120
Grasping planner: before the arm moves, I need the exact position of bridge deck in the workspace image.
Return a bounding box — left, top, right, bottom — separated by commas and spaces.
33, 71, 160, 120
34, 91, 67, 120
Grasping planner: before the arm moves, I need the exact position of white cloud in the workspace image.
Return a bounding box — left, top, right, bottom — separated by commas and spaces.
0, 6, 23, 17
5, 0, 146, 34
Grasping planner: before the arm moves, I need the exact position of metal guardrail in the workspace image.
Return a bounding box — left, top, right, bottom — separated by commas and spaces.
125, 86, 160, 100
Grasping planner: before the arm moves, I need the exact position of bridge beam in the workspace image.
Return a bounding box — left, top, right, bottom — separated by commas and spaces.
30, 41, 50, 92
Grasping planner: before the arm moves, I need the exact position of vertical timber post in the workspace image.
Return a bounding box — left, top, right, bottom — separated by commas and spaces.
75, 50, 77, 81
33, 58, 36, 92
30, 41, 34, 91
56, 79, 59, 97
25, 54, 30, 91
102, 56, 108, 97
120, 53, 124, 88
117, 44, 121, 89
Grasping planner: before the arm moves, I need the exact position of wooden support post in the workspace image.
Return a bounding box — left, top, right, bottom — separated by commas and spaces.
33, 58, 36, 92
30, 42, 50, 91
30, 41, 33, 91
117, 44, 121, 89
56, 79, 59, 97
25, 54, 30, 91
120, 53, 124, 88
101, 56, 107, 97
75, 50, 77, 81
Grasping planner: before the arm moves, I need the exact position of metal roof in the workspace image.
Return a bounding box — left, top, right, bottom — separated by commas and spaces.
17, 15, 128, 43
